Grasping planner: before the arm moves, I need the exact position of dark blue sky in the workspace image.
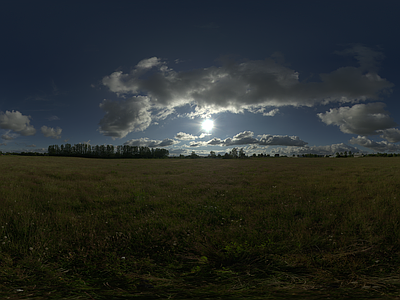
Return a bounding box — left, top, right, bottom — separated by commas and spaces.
1, 1, 400, 155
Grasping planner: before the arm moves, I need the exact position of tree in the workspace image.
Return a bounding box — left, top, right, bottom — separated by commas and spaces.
47, 143, 169, 159
106, 145, 114, 157
47, 146, 55, 156
190, 151, 199, 159
230, 147, 238, 158
154, 148, 169, 158
209, 151, 216, 158
239, 148, 245, 158
64, 144, 72, 155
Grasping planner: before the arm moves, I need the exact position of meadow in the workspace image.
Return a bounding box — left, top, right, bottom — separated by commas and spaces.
0, 156, 400, 299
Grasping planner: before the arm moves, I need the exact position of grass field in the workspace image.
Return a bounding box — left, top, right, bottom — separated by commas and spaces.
1, 156, 400, 299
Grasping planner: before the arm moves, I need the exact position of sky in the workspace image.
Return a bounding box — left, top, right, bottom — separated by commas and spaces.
1, 1, 400, 156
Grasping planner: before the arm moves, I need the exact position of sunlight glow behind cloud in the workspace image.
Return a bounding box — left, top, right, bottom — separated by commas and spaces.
99, 46, 394, 140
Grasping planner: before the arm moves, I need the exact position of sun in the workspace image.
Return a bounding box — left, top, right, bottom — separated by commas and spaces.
201, 119, 214, 132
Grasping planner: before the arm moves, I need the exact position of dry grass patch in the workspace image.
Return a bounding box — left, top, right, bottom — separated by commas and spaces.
0, 156, 400, 299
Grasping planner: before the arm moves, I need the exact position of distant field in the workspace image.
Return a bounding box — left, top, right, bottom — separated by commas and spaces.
1, 156, 400, 299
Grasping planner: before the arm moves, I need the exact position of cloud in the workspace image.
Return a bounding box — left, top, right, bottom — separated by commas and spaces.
98, 96, 152, 139
200, 131, 307, 147
378, 128, 400, 143
1, 132, 17, 140
257, 134, 308, 146
335, 44, 384, 72
207, 138, 223, 145
1, 134, 13, 140
263, 108, 280, 116
47, 115, 60, 121
175, 132, 197, 140
136, 57, 164, 69
224, 131, 259, 146
350, 136, 400, 152
188, 141, 208, 147
0, 110, 36, 136
101, 57, 167, 96
102, 47, 392, 109
99, 46, 393, 137
317, 102, 397, 135
124, 137, 176, 147
199, 133, 211, 138
41, 126, 62, 139
271, 143, 360, 155
175, 131, 211, 140
185, 140, 359, 156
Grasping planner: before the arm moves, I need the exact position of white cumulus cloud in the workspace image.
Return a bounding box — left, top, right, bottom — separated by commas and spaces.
175, 132, 197, 140
317, 102, 397, 135
41, 126, 62, 139
0, 110, 36, 136
192, 131, 308, 147
263, 108, 280, 116
136, 57, 164, 69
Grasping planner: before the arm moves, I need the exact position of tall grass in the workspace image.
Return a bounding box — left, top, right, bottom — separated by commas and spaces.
0, 156, 399, 299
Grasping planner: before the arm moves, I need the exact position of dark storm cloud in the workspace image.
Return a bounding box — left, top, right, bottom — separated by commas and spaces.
99, 46, 393, 138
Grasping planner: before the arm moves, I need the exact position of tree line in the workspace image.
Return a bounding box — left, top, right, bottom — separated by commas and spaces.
47, 144, 169, 158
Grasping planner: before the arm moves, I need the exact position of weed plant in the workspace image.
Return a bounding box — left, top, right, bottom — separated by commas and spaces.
0, 156, 399, 299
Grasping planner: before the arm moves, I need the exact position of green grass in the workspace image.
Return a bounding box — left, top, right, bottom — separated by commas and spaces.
1, 156, 400, 299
